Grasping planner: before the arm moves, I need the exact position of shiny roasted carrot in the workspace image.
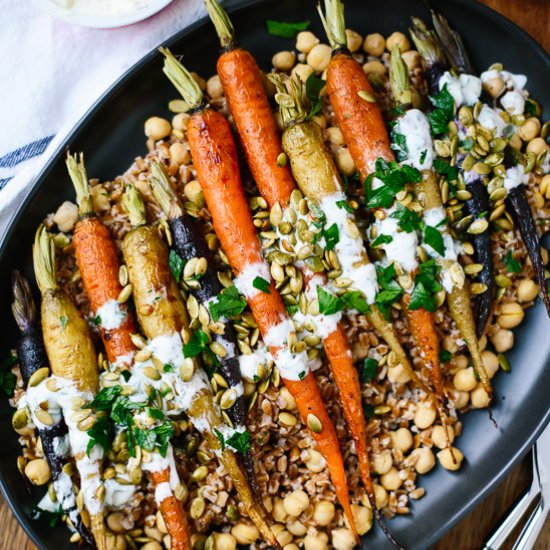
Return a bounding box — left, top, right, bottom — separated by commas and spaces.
66, 153, 137, 366
160, 47, 358, 540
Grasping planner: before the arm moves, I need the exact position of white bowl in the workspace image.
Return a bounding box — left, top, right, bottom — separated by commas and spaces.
31, 0, 174, 28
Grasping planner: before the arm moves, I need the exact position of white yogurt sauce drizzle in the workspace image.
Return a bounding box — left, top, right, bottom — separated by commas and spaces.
439, 72, 482, 107
95, 299, 127, 330
234, 262, 271, 300
393, 109, 434, 171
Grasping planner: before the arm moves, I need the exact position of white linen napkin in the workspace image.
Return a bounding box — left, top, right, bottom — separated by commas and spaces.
0, 0, 205, 225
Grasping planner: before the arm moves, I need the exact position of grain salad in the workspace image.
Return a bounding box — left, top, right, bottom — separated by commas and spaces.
6, 2, 550, 550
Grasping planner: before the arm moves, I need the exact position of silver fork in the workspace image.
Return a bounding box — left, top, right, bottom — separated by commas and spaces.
483, 423, 550, 550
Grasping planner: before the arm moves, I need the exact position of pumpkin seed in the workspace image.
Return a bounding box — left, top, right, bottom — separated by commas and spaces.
490, 187, 508, 202
470, 282, 488, 295
180, 358, 195, 382
143, 366, 161, 381
473, 162, 491, 175
28, 367, 50, 388
456, 189, 472, 201
307, 413, 322, 433
130, 333, 147, 349
489, 204, 506, 221
192, 466, 209, 482
461, 155, 475, 172
220, 388, 237, 410
118, 265, 129, 287
374, 405, 391, 415
33, 408, 53, 426
358, 90, 377, 102
468, 219, 489, 234
129, 466, 143, 485
498, 353, 511, 372
77, 416, 96, 431
276, 152, 288, 167
135, 348, 152, 362
70, 409, 91, 423
464, 263, 483, 275
279, 412, 298, 427
45, 378, 59, 392
303, 255, 324, 272
117, 284, 133, 304
195, 258, 208, 276
495, 274, 512, 288
12, 409, 29, 431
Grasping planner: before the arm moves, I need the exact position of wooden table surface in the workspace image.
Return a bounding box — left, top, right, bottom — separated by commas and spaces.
2, 1, 549, 549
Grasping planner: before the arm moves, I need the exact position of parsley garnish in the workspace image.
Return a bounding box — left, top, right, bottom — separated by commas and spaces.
419, 149, 427, 165
423, 225, 446, 256
317, 287, 343, 315
93, 315, 101, 326
365, 158, 422, 209
183, 329, 209, 358
460, 137, 474, 151
253, 276, 271, 294
214, 428, 225, 451
305, 72, 326, 120
86, 416, 115, 456
285, 303, 299, 315
524, 99, 537, 117
341, 291, 370, 314
120, 370, 131, 382
208, 285, 247, 322
266, 19, 310, 38
390, 203, 422, 233
391, 131, 409, 162
33, 505, 65, 528
375, 264, 404, 320
371, 234, 393, 248
336, 199, 354, 213
298, 371, 306, 380
323, 223, 340, 251
363, 403, 375, 420
60, 316, 68, 331
0, 354, 17, 397
434, 158, 458, 181
439, 350, 452, 363
214, 429, 251, 453
309, 202, 326, 229
427, 84, 455, 135
169, 250, 185, 283
360, 358, 378, 383
504, 250, 522, 273
408, 260, 442, 312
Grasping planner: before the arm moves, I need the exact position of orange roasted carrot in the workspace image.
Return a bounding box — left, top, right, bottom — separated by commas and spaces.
66, 153, 137, 366
160, 47, 358, 540
150, 469, 190, 550
67, 155, 191, 548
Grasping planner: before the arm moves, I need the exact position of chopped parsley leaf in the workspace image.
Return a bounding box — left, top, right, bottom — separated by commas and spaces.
120, 370, 131, 382
360, 358, 378, 383
253, 276, 271, 294
169, 249, 185, 283
266, 19, 310, 38
427, 84, 455, 135
305, 72, 326, 120
93, 315, 101, 326
336, 199, 354, 213
317, 286, 343, 315
226, 430, 251, 454
439, 350, 452, 363
323, 223, 340, 251
408, 260, 442, 312
371, 234, 393, 248
214, 428, 225, 451
423, 225, 446, 256
0, 354, 17, 397
298, 371, 306, 380
390, 203, 422, 233
363, 403, 375, 420
208, 285, 247, 322
419, 149, 428, 165
524, 99, 537, 117
433, 158, 459, 181
33, 505, 65, 528
183, 328, 210, 358
504, 250, 522, 273
374, 264, 403, 320
460, 137, 474, 151
86, 416, 115, 456
391, 131, 409, 162
341, 291, 370, 314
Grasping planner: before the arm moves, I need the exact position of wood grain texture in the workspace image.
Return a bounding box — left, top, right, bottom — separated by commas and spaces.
1, 0, 548, 549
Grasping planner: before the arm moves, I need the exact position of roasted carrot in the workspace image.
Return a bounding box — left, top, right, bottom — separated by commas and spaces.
149, 161, 258, 494
160, 48, 358, 540
205, 0, 378, 513
11, 271, 95, 548
66, 153, 137, 367
121, 184, 279, 548
205, 0, 296, 208
33, 225, 106, 550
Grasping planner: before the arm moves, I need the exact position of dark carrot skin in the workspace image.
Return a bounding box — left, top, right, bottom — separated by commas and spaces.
74, 217, 138, 363
150, 469, 190, 550
186, 105, 358, 540
326, 51, 394, 181
217, 47, 296, 209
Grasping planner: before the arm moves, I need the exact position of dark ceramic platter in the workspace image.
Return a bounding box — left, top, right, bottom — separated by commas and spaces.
1, 0, 549, 548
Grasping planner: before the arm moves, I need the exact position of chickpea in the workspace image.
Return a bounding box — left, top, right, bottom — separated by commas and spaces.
432, 425, 455, 449
386, 32, 410, 53
53, 201, 79, 233
351, 504, 372, 535
291, 63, 315, 83
471, 384, 491, 408
346, 29, 363, 53
402, 50, 421, 71
414, 402, 436, 429
107, 512, 126, 534
311, 114, 327, 130
387, 364, 411, 384
144, 116, 172, 141
412, 447, 436, 474
156, 510, 168, 534
518, 117, 541, 141
313, 500, 335, 526
483, 77, 505, 99
373, 484, 388, 509
363, 33, 385, 56
296, 31, 320, 54
184, 180, 204, 207
335, 147, 356, 176
527, 137, 549, 156
437, 447, 464, 471
517, 279, 539, 303
453, 354, 469, 370
272, 51, 297, 72
509, 133, 522, 150
172, 112, 190, 132
283, 490, 309, 517
206, 75, 224, 99
497, 301, 525, 329
305, 449, 326, 473
169, 142, 190, 165
91, 184, 110, 212
481, 350, 499, 379
380, 467, 403, 491
453, 367, 478, 392
214, 533, 236, 550
304, 533, 329, 550
141, 543, 162, 550
24, 458, 50, 486
144, 526, 163, 542
453, 390, 470, 409
362, 60, 387, 76
307, 44, 332, 72
391, 427, 413, 452
231, 523, 260, 545
273, 497, 288, 522
114, 534, 127, 550
325, 126, 345, 146
491, 328, 514, 352
332, 528, 356, 550
286, 520, 307, 537
371, 450, 393, 475
163, 535, 171, 549
276, 529, 293, 546
285, 545, 300, 550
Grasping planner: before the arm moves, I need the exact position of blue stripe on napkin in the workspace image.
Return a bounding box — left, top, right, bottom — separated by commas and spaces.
0, 136, 54, 169
0, 178, 12, 191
